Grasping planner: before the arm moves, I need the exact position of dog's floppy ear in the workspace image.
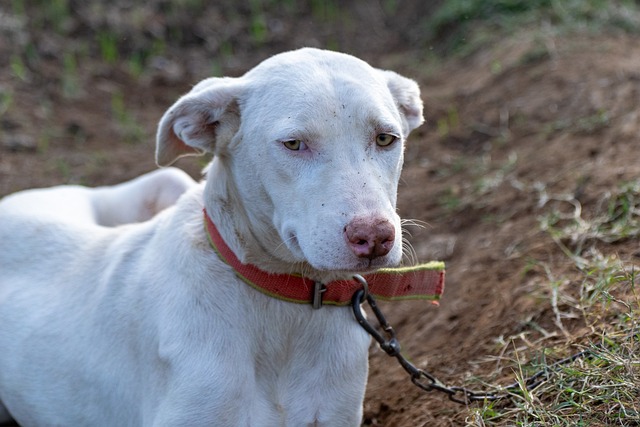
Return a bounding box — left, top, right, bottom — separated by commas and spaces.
380, 70, 424, 134
156, 78, 243, 166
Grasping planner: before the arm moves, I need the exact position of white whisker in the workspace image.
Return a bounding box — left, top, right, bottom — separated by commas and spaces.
402, 237, 418, 266
274, 234, 298, 255
401, 218, 431, 229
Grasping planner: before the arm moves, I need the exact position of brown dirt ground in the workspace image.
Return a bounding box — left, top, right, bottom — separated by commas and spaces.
365, 32, 640, 426
1, 4, 640, 426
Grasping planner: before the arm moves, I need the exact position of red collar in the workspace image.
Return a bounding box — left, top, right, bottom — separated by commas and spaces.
204, 210, 445, 307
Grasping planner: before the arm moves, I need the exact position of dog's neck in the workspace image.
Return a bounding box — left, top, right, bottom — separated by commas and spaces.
202, 158, 311, 277
203, 208, 445, 306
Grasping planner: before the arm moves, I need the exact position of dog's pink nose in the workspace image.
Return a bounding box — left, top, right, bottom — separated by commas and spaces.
344, 217, 395, 259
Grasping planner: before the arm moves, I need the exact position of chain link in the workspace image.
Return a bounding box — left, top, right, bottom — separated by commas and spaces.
350, 284, 592, 405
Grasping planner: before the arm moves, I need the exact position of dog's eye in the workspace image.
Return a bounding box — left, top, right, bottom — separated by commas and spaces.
283, 139, 306, 151
375, 133, 397, 147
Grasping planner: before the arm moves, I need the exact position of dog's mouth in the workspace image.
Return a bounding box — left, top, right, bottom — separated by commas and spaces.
350, 256, 397, 272
286, 238, 399, 271
301, 254, 402, 284
278, 218, 403, 279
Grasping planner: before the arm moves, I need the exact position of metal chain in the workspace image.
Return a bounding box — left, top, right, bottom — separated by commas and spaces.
350, 281, 593, 405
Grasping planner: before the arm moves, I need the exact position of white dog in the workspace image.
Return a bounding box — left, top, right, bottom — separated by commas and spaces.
0, 48, 433, 426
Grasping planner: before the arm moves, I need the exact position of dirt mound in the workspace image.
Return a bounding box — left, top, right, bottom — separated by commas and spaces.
364, 32, 640, 425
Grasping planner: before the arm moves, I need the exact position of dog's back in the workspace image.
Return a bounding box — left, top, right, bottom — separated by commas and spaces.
0, 190, 170, 425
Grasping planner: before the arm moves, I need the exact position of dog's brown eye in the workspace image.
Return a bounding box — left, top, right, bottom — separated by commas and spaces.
375, 133, 397, 147
283, 139, 304, 151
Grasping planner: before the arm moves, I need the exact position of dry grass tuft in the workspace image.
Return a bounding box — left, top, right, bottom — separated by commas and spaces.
467, 180, 640, 426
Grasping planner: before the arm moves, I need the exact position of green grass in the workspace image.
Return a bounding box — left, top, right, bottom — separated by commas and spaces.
540, 180, 640, 258
111, 91, 146, 145
467, 181, 640, 426
541, 109, 611, 139
488, 329, 640, 425
61, 52, 80, 98
427, 0, 640, 56
0, 90, 13, 117
10, 54, 28, 81
97, 32, 119, 65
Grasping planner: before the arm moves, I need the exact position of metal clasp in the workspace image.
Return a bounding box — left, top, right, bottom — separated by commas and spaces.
352, 274, 369, 301
351, 280, 402, 358
312, 281, 327, 309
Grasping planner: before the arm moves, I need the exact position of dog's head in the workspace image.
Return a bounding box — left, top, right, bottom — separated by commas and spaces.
156, 48, 423, 278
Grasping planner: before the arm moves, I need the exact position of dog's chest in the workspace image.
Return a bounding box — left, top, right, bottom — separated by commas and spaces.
241, 301, 372, 425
